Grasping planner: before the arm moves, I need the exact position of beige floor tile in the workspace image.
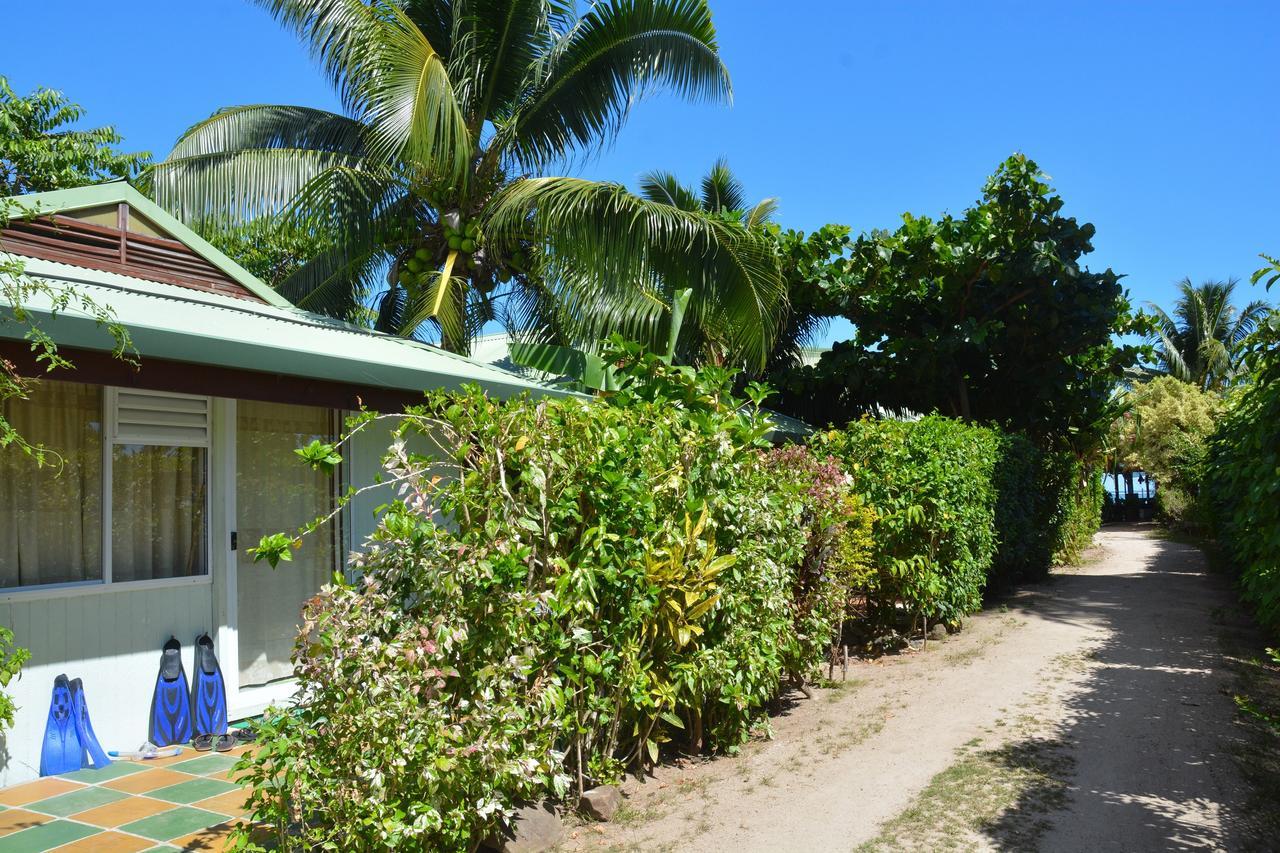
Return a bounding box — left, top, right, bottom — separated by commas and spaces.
54, 829, 157, 851
166, 819, 240, 851
0, 777, 83, 806
103, 768, 198, 794
70, 793, 175, 827
192, 788, 251, 817
0, 807, 52, 836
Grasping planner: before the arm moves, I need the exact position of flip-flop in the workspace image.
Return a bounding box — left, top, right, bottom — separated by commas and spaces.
192, 733, 215, 752
213, 734, 237, 752
232, 727, 257, 744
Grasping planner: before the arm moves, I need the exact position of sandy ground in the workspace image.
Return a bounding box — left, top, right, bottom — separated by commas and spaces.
564, 525, 1265, 852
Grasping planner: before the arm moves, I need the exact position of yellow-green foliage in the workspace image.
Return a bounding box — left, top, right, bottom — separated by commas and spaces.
1114, 376, 1221, 488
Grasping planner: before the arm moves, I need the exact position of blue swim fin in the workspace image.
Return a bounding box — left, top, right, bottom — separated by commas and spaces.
149, 636, 193, 747
68, 678, 111, 770
39, 675, 81, 777
191, 633, 228, 737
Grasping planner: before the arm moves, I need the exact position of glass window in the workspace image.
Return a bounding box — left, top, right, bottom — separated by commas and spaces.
110, 444, 208, 582
0, 381, 104, 588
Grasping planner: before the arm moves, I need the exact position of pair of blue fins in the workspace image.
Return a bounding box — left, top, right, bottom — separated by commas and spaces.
39, 633, 228, 777
38, 675, 112, 777
150, 634, 228, 749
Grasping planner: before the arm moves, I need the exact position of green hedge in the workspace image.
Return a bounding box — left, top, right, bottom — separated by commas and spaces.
237, 358, 867, 850
236, 367, 1101, 850
815, 417, 999, 627
1205, 322, 1280, 634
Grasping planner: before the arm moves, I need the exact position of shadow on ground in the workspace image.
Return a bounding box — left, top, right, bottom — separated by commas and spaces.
979, 524, 1271, 851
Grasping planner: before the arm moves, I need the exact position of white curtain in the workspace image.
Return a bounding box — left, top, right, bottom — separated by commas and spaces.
236, 400, 335, 687
0, 381, 103, 587
110, 444, 207, 582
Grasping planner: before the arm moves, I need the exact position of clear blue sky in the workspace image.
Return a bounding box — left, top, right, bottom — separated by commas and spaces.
6, 1, 1277, 344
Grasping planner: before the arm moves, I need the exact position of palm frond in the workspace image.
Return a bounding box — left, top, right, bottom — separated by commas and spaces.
485, 176, 784, 369
254, 0, 471, 176
500, 0, 730, 169
700, 156, 744, 213
744, 197, 778, 228
274, 167, 410, 317
144, 105, 370, 224
638, 170, 700, 211
449, 0, 555, 125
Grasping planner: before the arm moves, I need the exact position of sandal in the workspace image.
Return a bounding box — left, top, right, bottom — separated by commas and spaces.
213, 734, 237, 752
232, 727, 257, 744
192, 733, 215, 752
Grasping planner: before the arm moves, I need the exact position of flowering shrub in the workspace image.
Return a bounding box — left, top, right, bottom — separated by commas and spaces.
237, 355, 817, 850
762, 445, 876, 672
236, 358, 1099, 850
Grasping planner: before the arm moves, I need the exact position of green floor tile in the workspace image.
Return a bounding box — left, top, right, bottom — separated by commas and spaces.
0, 820, 100, 852
147, 777, 239, 804
168, 754, 240, 775
139, 847, 179, 852
119, 807, 226, 842
61, 761, 146, 783
24, 785, 126, 817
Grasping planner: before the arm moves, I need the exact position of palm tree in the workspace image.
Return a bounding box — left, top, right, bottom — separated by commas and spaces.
634, 158, 779, 365
144, 0, 784, 367
633, 158, 828, 373
1147, 278, 1270, 391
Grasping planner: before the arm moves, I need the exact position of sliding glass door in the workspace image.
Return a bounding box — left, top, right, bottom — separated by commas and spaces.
235, 401, 336, 688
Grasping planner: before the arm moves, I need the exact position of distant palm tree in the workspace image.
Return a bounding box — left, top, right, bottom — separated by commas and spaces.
1147, 278, 1270, 391
144, 0, 783, 367
636, 159, 781, 365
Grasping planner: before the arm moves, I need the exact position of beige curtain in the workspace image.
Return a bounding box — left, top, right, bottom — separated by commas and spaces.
236, 400, 335, 687
0, 381, 103, 588
110, 445, 207, 582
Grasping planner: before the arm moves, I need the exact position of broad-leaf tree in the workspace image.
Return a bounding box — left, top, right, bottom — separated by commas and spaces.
145, 0, 784, 367
1146, 277, 1270, 392
0, 76, 149, 195
773, 154, 1143, 450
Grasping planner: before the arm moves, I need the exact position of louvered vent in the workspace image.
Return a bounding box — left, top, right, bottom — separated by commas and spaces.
113, 390, 210, 446
0, 210, 267, 303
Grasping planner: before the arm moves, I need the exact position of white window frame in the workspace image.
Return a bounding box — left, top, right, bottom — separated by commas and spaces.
0, 385, 215, 601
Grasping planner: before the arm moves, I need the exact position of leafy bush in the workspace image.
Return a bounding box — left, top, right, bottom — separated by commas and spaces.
1205, 311, 1280, 634
238, 357, 822, 850
1052, 461, 1104, 566
0, 625, 29, 731
761, 445, 876, 673
814, 417, 1000, 629
989, 436, 1095, 587
1109, 377, 1220, 529
237, 360, 1097, 850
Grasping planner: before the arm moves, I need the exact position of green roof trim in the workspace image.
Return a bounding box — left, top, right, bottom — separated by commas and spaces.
2, 181, 294, 308
2, 255, 578, 400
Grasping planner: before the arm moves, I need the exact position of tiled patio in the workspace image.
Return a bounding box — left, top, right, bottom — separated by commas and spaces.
0, 746, 257, 852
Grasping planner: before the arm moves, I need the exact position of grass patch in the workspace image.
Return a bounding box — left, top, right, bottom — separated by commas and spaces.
855, 737, 1072, 852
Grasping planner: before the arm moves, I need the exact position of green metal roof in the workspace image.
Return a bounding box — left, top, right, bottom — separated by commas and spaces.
1, 182, 575, 400
3, 182, 293, 308
2, 257, 576, 399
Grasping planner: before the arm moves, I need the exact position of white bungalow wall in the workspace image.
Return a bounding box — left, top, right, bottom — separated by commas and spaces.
0, 583, 213, 787
0, 396, 455, 787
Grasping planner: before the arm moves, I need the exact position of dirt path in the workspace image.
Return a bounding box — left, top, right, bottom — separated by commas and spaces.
566, 525, 1268, 852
